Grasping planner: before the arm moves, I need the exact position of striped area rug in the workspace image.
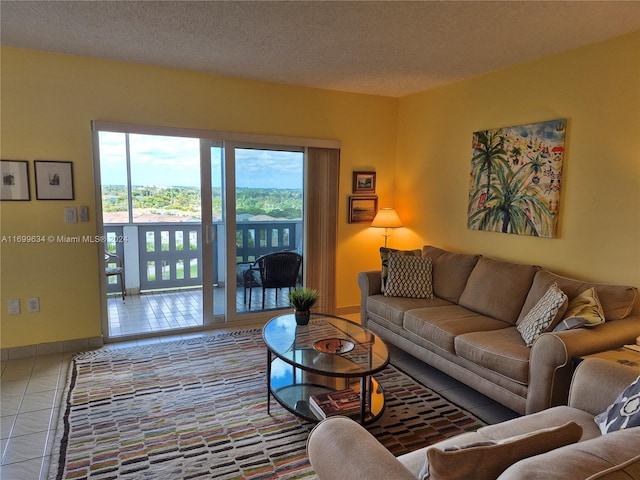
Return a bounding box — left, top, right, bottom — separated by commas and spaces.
51, 329, 484, 479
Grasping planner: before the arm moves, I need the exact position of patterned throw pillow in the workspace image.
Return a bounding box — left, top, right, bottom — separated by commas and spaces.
380, 247, 421, 293
595, 375, 640, 434
384, 254, 434, 299
517, 283, 568, 346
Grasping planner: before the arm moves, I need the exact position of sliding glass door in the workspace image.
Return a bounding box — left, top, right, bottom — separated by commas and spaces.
98, 132, 209, 337
95, 126, 308, 338
226, 145, 304, 317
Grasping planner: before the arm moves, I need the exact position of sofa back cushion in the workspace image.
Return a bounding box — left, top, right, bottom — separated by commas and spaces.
458, 257, 539, 324
517, 270, 638, 323
497, 428, 640, 480
422, 245, 481, 303
423, 421, 582, 480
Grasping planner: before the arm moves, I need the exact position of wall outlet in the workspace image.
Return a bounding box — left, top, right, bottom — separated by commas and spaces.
8, 299, 20, 315
27, 297, 40, 313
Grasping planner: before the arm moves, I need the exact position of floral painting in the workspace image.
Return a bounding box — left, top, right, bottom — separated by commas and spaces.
467, 119, 566, 238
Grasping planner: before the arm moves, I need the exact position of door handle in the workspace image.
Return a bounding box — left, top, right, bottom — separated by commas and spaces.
205, 225, 215, 244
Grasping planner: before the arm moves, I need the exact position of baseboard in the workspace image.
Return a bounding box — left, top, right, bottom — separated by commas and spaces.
1, 336, 104, 361
336, 305, 360, 316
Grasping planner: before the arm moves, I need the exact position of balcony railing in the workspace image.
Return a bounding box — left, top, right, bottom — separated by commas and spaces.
104, 220, 302, 294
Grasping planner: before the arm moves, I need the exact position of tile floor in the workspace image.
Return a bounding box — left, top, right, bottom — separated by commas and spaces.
107, 290, 203, 337
0, 329, 518, 480
107, 287, 293, 337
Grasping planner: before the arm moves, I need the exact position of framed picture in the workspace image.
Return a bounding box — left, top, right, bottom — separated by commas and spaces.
1, 160, 30, 201
35, 161, 74, 200
348, 196, 378, 224
467, 119, 566, 238
352, 171, 376, 194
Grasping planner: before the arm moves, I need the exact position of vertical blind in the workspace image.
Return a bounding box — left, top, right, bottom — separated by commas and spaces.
305, 147, 340, 314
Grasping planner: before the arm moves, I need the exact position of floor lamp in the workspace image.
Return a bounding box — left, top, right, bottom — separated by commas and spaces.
371, 208, 403, 247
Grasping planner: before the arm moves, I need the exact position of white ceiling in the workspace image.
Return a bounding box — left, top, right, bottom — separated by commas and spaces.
1, 1, 639, 97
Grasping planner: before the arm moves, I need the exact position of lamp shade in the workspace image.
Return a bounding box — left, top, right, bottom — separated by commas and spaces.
371, 208, 403, 228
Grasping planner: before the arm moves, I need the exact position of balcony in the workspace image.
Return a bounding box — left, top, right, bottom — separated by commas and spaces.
104, 219, 302, 337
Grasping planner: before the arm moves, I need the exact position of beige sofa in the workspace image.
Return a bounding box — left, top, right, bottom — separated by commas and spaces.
307, 358, 640, 479
359, 245, 640, 414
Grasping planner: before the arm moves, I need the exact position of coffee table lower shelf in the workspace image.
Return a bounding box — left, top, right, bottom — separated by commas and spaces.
267, 358, 385, 424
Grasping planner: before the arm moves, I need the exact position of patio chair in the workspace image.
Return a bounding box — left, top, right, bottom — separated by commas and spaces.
248, 251, 302, 309
105, 253, 126, 301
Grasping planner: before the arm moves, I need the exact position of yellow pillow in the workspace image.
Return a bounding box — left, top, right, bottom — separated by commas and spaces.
563, 287, 605, 325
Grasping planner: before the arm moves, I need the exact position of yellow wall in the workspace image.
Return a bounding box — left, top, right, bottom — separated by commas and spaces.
0, 47, 398, 348
2, 31, 639, 349
396, 32, 640, 298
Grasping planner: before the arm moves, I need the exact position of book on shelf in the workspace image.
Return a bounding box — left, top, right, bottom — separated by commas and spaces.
309, 388, 362, 419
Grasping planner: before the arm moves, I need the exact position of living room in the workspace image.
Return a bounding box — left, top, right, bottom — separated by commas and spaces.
1, 2, 639, 478
1, 5, 638, 355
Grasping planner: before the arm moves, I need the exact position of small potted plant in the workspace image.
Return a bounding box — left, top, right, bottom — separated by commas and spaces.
288, 287, 320, 325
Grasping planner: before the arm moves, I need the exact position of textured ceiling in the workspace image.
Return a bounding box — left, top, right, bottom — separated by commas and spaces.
1, 1, 639, 97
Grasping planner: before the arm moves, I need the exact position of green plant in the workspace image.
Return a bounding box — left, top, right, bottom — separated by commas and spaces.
288, 287, 320, 312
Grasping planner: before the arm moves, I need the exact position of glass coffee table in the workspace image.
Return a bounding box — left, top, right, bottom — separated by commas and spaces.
262, 313, 389, 424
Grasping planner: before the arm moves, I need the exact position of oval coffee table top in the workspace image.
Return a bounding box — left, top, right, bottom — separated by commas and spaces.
263, 313, 389, 377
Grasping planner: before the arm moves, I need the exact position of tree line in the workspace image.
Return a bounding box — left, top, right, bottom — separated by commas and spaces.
102, 185, 302, 219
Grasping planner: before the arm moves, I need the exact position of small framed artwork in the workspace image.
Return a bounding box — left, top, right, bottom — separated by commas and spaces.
35, 161, 74, 200
352, 171, 376, 194
348, 196, 378, 224
1, 160, 30, 201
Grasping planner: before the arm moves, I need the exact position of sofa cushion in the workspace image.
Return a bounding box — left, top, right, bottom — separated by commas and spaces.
422, 245, 481, 303
409, 431, 491, 469
586, 453, 640, 480
380, 247, 422, 293
458, 257, 539, 324
455, 327, 531, 384
517, 283, 568, 346
517, 270, 638, 323
384, 255, 434, 299
479, 405, 602, 441
404, 305, 509, 354
595, 374, 640, 434
497, 428, 640, 480
422, 422, 582, 480
367, 294, 451, 327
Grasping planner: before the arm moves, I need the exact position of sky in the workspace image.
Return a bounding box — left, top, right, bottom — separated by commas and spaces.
98, 132, 303, 189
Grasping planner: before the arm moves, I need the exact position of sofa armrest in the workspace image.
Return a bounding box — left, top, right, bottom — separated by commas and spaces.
526, 316, 640, 414
307, 417, 417, 480
358, 271, 382, 326
569, 358, 640, 416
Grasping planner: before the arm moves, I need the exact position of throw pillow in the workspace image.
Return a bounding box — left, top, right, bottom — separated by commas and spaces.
379, 247, 421, 293
517, 283, 568, 346
594, 375, 640, 434
420, 421, 582, 480
564, 287, 605, 325
384, 254, 434, 299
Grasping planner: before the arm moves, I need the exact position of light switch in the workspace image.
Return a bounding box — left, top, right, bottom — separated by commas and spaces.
65, 207, 77, 223
8, 299, 20, 315
80, 206, 89, 222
